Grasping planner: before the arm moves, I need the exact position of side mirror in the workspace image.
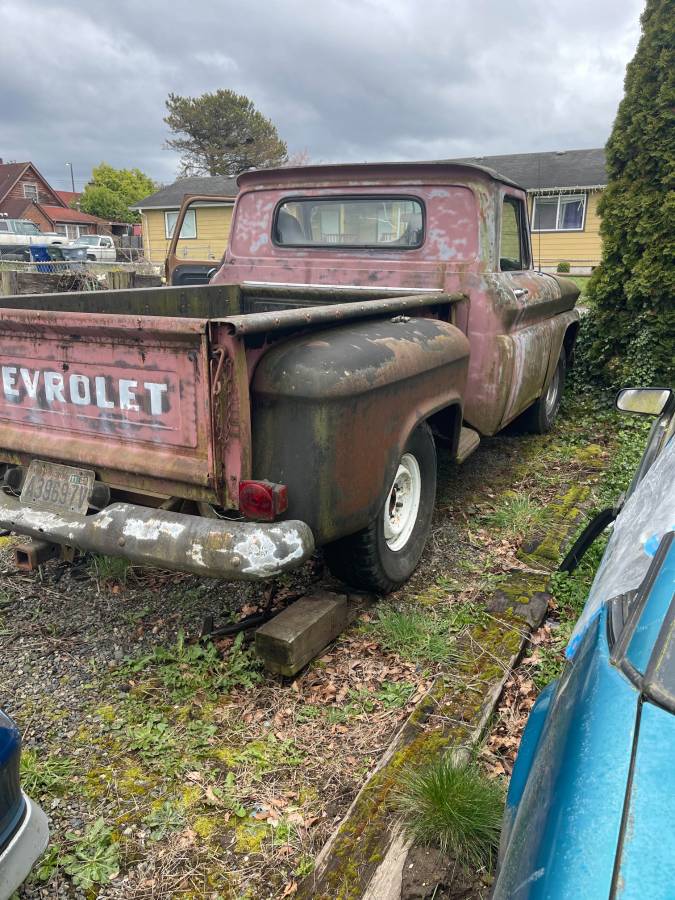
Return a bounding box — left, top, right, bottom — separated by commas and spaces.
616, 387, 672, 416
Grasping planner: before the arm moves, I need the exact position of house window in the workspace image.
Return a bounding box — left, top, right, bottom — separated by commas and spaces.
22, 183, 39, 201
500, 196, 530, 271
165, 209, 196, 239
55, 224, 68, 236
532, 193, 586, 231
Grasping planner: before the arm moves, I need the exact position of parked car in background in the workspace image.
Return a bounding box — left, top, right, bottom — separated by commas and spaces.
494, 387, 675, 900
0, 217, 66, 246
0, 709, 49, 899
70, 234, 116, 261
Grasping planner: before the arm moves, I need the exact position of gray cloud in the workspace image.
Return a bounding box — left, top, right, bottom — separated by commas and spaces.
0, 0, 643, 189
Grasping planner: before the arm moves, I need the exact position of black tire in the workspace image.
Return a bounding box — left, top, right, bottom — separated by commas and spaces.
522, 350, 567, 434
323, 423, 437, 593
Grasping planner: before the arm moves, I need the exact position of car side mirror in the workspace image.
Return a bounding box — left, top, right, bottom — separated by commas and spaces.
616, 387, 672, 416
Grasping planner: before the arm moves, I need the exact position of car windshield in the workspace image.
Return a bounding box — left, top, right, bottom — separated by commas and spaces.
15, 221, 41, 235
75, 236, 99, 245
274, 197, 424, 248
610, 531, 675, 713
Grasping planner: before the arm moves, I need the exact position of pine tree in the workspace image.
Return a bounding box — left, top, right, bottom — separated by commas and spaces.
585, 0, 675, 385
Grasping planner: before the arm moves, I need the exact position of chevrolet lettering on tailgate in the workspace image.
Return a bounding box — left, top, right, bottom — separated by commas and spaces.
1, 365, 168, 415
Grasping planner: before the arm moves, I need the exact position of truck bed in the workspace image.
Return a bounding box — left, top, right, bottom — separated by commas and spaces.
0, 283, 458, 507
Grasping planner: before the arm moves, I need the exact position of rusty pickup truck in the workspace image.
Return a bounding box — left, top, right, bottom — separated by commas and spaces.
0, 162, 579, 592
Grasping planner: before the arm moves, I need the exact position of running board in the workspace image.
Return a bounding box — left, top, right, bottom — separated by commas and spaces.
456, 426, 481, 463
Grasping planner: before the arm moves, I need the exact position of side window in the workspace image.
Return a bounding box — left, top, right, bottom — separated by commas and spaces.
500, 197, 530, 271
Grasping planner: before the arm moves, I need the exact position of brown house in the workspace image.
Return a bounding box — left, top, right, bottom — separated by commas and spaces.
0, 160, 111, 240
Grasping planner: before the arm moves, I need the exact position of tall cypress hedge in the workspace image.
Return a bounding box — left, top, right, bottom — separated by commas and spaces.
584, 0, 675, 386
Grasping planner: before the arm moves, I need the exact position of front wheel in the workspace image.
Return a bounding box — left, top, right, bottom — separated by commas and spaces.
323, 423, 437, 593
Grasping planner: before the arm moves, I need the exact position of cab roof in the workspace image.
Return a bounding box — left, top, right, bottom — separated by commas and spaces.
237, 159, 523, 192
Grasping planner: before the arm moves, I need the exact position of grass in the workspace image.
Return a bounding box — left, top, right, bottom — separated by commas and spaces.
20, 750, 76, 798
364, 605, 461, 664
91, 554, 131, 587
484, 491, 549, 537
393, 756, 504, 871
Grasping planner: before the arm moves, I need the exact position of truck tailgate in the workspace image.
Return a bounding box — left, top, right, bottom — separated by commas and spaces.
0, 308, 218, 500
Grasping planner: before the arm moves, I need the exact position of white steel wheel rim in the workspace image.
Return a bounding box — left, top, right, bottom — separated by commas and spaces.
545, 364, 561, 418
384, 453, 422, 551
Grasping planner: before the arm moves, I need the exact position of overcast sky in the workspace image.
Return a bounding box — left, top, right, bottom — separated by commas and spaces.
0, 0, 643, 190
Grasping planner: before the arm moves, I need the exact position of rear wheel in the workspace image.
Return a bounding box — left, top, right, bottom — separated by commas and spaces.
323, 423, 437, 593
522, 350, 566, 434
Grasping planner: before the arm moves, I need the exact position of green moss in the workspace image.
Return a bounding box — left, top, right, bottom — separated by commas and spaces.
180, 785, 202, 809
234, 820, 268, 854
193, 815, 218, 840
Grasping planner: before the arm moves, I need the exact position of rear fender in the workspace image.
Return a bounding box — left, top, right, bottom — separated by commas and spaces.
251, 315, 470, 544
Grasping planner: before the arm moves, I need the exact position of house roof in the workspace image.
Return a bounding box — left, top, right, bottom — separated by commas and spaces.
56, 190, 81, 206
452, 148, 607, 190
131, 175, 239, 210
0, 197, 33, 219
40, 205, 106, 225
0, 162, 30, 202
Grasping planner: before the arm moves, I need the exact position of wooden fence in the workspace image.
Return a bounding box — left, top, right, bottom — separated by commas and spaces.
0, 269, 162, 296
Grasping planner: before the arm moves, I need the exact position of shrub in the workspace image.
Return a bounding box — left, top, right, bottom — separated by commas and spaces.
584, 0, 675, 387
556, 261, 571, 273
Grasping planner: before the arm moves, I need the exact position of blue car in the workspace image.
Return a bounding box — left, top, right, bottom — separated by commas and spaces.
0, 711, 49, 899
494, 388, 675, 899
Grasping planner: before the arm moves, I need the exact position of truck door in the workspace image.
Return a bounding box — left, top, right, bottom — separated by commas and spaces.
497, 192, 560, 426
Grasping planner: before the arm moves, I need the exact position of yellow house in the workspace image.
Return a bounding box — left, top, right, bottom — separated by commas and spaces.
130, 175, 238, 265
457, 148, 607, 274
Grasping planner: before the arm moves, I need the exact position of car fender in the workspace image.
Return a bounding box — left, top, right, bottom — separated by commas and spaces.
251, 315, 470, 544
499, 679, 557, 861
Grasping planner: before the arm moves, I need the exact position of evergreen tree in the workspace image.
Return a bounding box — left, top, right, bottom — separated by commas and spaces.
585, 0, 674, 385
164, 90, 288, 177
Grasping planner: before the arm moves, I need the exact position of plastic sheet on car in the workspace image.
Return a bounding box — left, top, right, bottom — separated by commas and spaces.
567, 437, 675, 658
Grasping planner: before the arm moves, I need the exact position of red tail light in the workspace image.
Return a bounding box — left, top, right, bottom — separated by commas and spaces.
238, 480, 288, 521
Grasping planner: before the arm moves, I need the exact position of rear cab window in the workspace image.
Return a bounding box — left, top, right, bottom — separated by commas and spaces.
273, 197, 424, 248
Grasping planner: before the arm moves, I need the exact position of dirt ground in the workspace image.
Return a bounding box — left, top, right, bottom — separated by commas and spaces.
1, 392, 625, 899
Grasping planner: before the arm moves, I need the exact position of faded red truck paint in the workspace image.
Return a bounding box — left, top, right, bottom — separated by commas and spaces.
0, 161, 579, 592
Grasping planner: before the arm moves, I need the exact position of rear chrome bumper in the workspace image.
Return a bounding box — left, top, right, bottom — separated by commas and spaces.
0, 491, 315, 581
0, 795, 49, 898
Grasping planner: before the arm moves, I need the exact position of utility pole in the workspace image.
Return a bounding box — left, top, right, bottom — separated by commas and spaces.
65, 162, 76, 195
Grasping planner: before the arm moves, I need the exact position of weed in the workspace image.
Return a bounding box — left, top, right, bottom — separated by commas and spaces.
296, 704, 321, 723
20, 751, 75, 798
123, 631, 262, 701
393, 757, 503, 871
376, 681, 415, 709
484, 492, 548, 537
60, 818, 120, 890
144, 800, 187, 840
294, 855, 315, 878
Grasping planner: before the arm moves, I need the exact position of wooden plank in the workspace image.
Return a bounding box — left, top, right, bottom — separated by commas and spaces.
255, 592, 348, 676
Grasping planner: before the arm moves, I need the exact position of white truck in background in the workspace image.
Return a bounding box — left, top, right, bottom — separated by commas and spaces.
69, 234, 116, 261
0, 217, 67, 246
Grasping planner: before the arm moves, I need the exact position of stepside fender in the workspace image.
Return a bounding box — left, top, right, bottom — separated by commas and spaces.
250, 315, 470, 544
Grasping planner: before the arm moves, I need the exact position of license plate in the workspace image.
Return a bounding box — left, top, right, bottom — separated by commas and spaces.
21, 461, 95, 515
